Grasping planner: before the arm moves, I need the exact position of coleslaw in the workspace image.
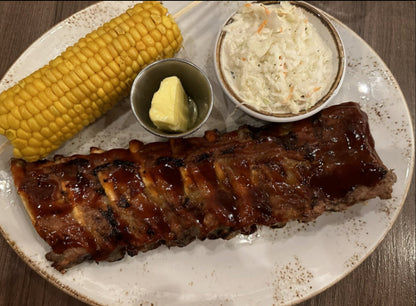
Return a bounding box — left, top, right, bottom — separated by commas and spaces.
220, 2, 334, 114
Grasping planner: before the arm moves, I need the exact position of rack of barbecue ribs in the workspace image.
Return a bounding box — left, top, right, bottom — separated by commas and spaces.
10, 102, 396, 272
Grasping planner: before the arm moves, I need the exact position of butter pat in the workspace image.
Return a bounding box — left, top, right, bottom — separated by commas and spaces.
149, 76, 190, 132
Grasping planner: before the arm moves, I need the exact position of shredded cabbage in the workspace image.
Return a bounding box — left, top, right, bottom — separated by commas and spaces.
221, 2, 334, 114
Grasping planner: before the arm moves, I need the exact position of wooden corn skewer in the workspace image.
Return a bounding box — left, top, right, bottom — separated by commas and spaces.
173, 1, 202, 20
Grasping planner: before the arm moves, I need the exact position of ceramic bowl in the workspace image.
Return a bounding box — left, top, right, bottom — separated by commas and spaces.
214, 1, 346, 122
130, 58, 213, 138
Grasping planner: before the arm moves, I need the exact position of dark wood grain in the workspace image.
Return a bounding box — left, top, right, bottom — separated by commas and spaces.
0, 2, 414, 305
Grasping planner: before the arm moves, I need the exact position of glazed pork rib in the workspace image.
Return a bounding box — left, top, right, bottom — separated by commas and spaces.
10, 102, 396, 272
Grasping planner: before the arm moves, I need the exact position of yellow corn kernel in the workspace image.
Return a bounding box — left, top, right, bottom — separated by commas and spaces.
44, 69, 58, 85
37, 92, 53, 107
18, 89, 32, 101
51, 68, 63, 81
154, 42, 163, 54
86, 31, 99, 41
41, 109, 55, 122
45, 87, 58, 102
87, 40, 100, 53
57, 79, 70, 93
75, 51, 88, 63
95, 36, 107, 48
2, 96, 15, 111
78, 83, 92, 96
78, 38, 88, 48
129, 27, 141, 42
110, 77, 120, 88
142, 34, 155, 47
94, 53, 107, 68
49, 122, 60, 133
99, 48, 114, 64
139, 10, 151, 19
157, 24, 167, 35
131, 60, 140, 73
147, 47, 158, 60
141, 50, 153, 63
60, 96, 73, 109
7, 113, 20, 130
26, 101, 40, 115
118, 71, 127, 82
61, 114, 72, 123
107, 29, 118, 39
19, 106, 32, 120
150, 29, 162, 42
170, 40, 179, 51
118, 35, 131, 50
64, 60, 75, 71
33, 78, 47, 92
33, 113, 48, 127
90, 74, 104, 89
162, 15, 172, 29
55, 117, 66, 128
39, 126, 53, 138
73, 104, 84, 114
62, 74, 78, 89
163, 45, 174, 57
32, 97, 47, 112
87, 57, 102, 73
56, 63, 70, 75
84, 79, 96, 93
80, 62, 95, 78
65, 91, 78, 105
160, 35, 169, 48
81, 47, 94, 58
151, 14, 162, 25
13, 139, 27, 150
72, 116, 82, 125
11, 107, 22, 121
124, 32, 136, 47
71, 87, 86, 101
118, 21, 134, 34
166, 29, 175, 43
103, 66, 117, 79
27, 117, 41, 132
67, 122, 76, 132
74, 66, 89, 81
53, 101, 66, 114
125, 66, 134, 77
28, 137, 42, 148
16, 128, 31, 140
41, 139, 52, 149
97, 88, 106, 99
114, 26, 125, 35
136, 23, 148, 37
21, 147, 38, 157
108, 61, 121, 75
112, 37, 124, 53
173, 24, 181, 38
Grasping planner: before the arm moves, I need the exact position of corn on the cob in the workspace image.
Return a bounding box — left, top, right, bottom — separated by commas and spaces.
0, 1, 183, 161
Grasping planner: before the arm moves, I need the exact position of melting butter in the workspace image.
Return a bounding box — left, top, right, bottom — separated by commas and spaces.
149, 76, 191, 133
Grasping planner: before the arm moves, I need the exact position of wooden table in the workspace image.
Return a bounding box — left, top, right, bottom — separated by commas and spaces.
0, 2, 414, 305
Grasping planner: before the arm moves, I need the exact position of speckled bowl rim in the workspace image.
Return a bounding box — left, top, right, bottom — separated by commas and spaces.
214, 1, 346, 122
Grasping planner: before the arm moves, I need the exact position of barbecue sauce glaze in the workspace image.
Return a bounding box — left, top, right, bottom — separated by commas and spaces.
11, 102, 394, 271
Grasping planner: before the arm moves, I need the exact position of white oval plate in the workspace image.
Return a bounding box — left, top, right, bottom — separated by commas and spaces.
0, 2, 414, 306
